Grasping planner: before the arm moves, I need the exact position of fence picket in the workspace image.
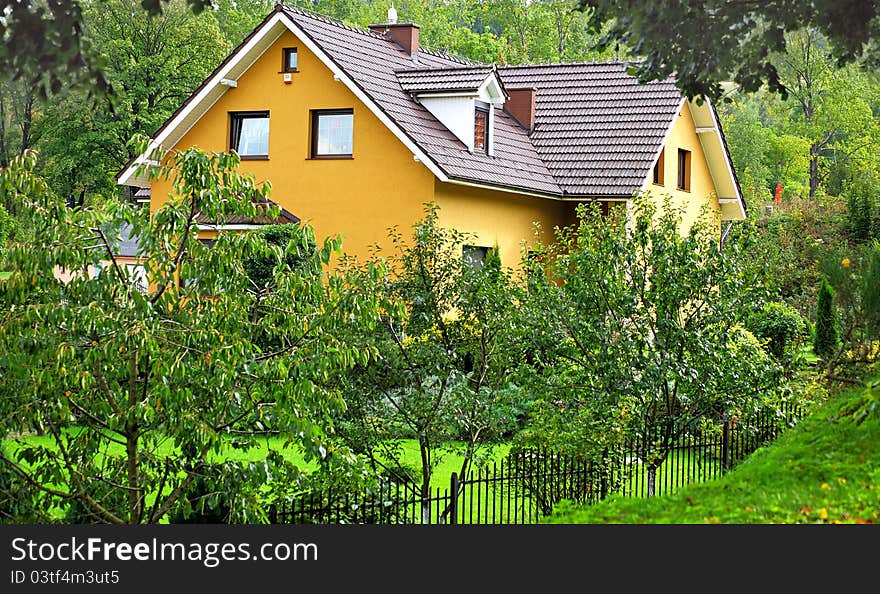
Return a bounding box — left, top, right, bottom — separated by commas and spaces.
269, 404, 804, 525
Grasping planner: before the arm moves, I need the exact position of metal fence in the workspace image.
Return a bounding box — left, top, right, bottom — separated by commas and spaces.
269, 403, 803, 525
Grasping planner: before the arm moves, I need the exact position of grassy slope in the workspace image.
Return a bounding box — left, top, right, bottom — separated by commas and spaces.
546, 389, 880, 524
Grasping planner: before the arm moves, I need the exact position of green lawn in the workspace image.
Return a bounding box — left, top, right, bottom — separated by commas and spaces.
546, 386, 880, 524
4, 431, 508, 490
0, 271, 11, 280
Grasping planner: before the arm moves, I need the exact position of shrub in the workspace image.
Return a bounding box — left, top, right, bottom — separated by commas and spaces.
813, 278, 840, 359
845, 175, 879, 243
241, 223, 315, 290
863, 242, 880, 341
746, 301, 808, 366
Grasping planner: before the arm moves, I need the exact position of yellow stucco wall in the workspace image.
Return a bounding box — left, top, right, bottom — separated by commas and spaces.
148, 30, 722, 268
433, 181, 571, 270
149, 31, 435, 262
645, 102, 721, 232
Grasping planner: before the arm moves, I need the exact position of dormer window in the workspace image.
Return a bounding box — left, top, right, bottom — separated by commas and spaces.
474, 104, 489, 154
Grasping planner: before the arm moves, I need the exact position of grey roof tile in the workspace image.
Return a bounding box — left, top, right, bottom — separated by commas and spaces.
396, 66, 494, 93
280, 7, 684, 198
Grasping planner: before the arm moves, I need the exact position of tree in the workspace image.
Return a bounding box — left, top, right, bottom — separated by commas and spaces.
0, 77, 37, 168
578, 0, 880, 100
0, 0, 220, 99
517, 196, 780, 495
813, 277, 840, 360
35, 0, 228, 206
0, 145, 378, 523
337, 205, 522, 521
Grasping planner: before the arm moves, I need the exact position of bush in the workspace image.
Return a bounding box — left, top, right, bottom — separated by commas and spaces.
746, 302, 808, 367
813, 278, 840, 359
241, 223, 315, 290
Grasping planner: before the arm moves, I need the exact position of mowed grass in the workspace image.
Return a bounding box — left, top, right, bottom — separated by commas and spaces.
546, 387, 880, 524
4, 431, 509, 490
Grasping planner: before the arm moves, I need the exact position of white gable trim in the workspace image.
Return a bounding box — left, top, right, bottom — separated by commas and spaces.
117, 11, 450, 188
477, 73, 507, 105
702, 100, 746, 219
117, 13, 289, 187
638, 97, 686, 195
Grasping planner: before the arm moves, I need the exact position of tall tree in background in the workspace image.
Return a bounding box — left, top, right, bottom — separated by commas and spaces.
778, 30, 841, 201
0, 78, 37, 169
35, 0, 227, 205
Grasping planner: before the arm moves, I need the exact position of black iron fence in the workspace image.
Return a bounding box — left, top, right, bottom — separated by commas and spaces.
269, 403, 803, 525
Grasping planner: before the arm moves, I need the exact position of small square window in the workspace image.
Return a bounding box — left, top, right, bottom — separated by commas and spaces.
463, 245, 490, 270
311, 109, 353, 158
230, 111, 269, 158
283, 47, 298, 73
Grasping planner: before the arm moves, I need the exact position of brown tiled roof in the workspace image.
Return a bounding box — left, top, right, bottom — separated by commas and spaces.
284, 6, 562, 196
122, 5, 695, 201
197, 199, 300, 226
396, 66, 494, 93
498, 63, 683, 197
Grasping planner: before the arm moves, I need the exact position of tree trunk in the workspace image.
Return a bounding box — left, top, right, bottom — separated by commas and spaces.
418, 434, 432, 524
0, 87, 8, 168
809, 143, 820, 200
126, 352, 141, 524
18, 90, 34, 154
646, 465, 656, 497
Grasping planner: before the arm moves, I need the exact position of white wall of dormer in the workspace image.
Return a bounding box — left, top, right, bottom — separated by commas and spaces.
418, 96, 477, 150
413, 72, 506, 154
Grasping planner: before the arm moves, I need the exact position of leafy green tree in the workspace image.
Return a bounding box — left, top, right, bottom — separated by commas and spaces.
0, 145, 377, 523
337, 205, 522, 520
517, 196, 780, 495
814, 277, 840, 360
577, 0, 880, 100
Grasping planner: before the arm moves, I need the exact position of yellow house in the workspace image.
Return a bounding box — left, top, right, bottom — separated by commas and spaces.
117, 4, 745, 269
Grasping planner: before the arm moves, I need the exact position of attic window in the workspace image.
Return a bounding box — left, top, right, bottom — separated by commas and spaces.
652, 149, 665, 185
230, 111, 269, 159
283, 47, 298, 72
677, 148, 691, 192
474, 106, 489, 154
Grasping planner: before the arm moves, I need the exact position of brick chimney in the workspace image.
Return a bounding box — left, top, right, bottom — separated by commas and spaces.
505, 87, 537, 131
369, 23, 420, 56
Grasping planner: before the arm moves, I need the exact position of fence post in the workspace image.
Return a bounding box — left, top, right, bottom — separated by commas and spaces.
449, 472, 458, 525
268, 504, 277, 524
722, 421, 730, 471
600, 448, 608, 501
